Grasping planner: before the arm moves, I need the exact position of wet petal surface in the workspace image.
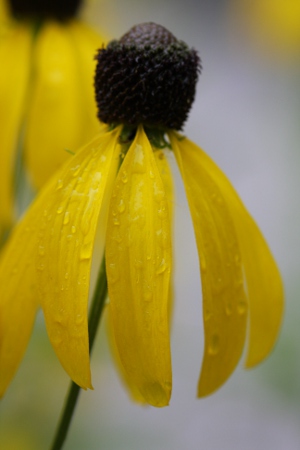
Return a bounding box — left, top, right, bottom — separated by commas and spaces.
106, 127, 172, 407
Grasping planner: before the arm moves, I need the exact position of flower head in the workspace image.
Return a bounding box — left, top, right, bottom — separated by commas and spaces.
0, 23, 283, 407
0, 0, 106, 239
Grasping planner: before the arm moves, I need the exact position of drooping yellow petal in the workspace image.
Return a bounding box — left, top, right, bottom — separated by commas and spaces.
181, 138, 283, 368
68, 21, 107, 137
154, 149, 175, 323
0, 127, 121, 394
0, 24, 32, 231
106, 307, 147, 404
0, 232, 38, 397
106, 126, 172, 407
170, 132, 248, 397
24, 21, 87, 189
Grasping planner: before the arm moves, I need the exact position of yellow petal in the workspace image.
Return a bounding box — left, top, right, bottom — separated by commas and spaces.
0, 127, 121, 393
0, 24, 32, 230
106, 126, 172, 407
154, 149, 175, 323
0, 236, 38, 397
24, 21, 87, 189
185, 140, 284, 368
170, 132, 248, 397
106, 306, 146, 404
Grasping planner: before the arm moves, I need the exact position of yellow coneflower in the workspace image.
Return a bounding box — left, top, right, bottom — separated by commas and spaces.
0, 0, 106, 240
0, 23, 283, 408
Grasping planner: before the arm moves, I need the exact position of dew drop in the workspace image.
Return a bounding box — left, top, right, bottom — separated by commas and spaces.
108, 263, 119, 283
57, 206, 63, 214
75, 314, 84, 325
66, 235, 73, 241
72, 165, 81, 177
156, 259, 167, 275
38, 245, 45, 256
134, 259, 143, 269
237, 299, 247, 315
158, 205, 167, 218
71, 225, 76, 234
56, 179, 63, 190
225, 302, 233, 316
80, 244, 92, 261
204, 308, 212, 322
121, 171, 128, 183
63, 211, 70, 225
200, 255, 207, 273
113, 217, 120, 226
208, 333, 220, 356
117, 199, 126, 213
65, 272, 69, 280
36, 263, 45, 271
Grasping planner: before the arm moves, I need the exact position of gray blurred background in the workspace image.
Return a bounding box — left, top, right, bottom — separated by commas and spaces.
1, 0, 300, 448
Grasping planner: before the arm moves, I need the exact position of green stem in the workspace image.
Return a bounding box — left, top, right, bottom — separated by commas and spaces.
50, 257, 108, 450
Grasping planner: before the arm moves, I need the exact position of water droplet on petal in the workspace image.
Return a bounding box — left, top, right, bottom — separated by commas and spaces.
71, 226, 76, 234
121, 171, 128, 183
117, 199, 126, 213
56, 179, 63, 190
225, 302, 233, 316
38, 245, 45, 256
57, 206, 63, 214
237, 299, 247, 315
204, 308, 212, 322
200, 255, 207, 273
134, 259, 143, 269
80, 244, 92, 261
72, 165, 81, 177
63, 211, 70, 225
75, 314, 84, 325
108, 263, 119, 283
156, 259, 167, 275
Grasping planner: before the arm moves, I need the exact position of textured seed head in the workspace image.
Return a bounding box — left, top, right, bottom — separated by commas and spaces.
95, 22, 201, 130
8, 0, 82, 21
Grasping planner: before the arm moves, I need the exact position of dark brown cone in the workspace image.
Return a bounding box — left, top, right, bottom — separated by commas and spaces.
95, 23, 201, 130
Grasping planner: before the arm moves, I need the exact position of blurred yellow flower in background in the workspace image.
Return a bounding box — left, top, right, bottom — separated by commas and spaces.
0, 0, 106, 241
0, 23, 283, 409
231, 0, 300, 60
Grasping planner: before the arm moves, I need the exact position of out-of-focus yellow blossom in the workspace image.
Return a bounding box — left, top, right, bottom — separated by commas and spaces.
0, 23, 284, 408
0, 0, 106, 240
230, 0, 300, 60
0, 0, 8, 21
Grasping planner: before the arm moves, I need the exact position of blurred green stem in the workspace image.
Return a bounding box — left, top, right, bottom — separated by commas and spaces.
50, 257, 108, 450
